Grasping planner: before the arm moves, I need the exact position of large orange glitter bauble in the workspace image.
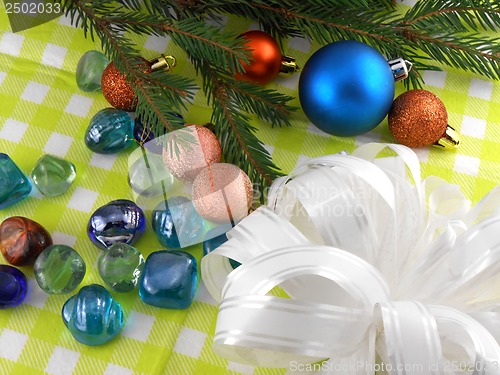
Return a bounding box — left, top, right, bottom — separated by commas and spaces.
235, 30, 282, 85
388, 90, 448, 148
192, 163, 253, 224
162, 125, 222, 182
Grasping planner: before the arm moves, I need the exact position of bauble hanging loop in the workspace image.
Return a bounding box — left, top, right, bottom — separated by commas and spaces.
388, 89, 460, 149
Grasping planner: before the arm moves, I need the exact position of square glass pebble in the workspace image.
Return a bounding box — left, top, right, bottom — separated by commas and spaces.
31, 154, 76, 197
0, 153, 32, 209
139, 250, 197, 309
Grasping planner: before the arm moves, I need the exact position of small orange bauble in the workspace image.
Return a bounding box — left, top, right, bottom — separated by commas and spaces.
192, 163, 253, 224
235, 30, 282, 85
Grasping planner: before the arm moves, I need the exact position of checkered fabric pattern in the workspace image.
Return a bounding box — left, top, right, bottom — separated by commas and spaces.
1, 1, 500, 374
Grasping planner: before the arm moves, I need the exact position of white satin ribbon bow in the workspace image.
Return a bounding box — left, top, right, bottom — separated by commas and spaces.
201, 143, 500, 374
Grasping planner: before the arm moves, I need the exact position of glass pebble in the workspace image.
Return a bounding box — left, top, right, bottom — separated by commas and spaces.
76, 50, 110, 92
0, 216, 53, 266
0, 153, 32, 210
34, 244, 86, 294
128, 152, 173, 198
0, 265, 27, 309
87, 199, 146, 250
152, 196, 205, 249
139, 250, 197, 309
202, 226, 240, 269
31, 154, 76, 197
98, 243, 144, 292
62, 284, 124, 346
84, 108, 134, 154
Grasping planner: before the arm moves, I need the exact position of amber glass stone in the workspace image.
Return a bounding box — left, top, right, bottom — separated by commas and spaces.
0, 217, 53, 266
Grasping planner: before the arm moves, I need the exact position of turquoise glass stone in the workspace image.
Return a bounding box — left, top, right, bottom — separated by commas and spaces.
152, 196, 204, 249
34, 244, 86, 294
84, 108, 134, 154
139, 250, 197, 309
76, 50, 110, 92
98, 243, 144, 293
0, 265, 27, 309
202, 227, 240, 269
128, 152, 173, 197
31, 155, 77, 197
0, 153, 32, 210
62, 284, 124, 346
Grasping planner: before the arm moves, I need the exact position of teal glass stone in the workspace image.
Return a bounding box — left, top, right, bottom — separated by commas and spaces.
0, 153, 32, 210
98, 243, 145, 292
84, 108, 134, 154
152, 197, 205, 249
76, 50, 110, 92
139, 250, 198, 309
31, 155, 77, 197
128, 152, 173, 197
62, 284, 124, 346
34, 244, 86, 294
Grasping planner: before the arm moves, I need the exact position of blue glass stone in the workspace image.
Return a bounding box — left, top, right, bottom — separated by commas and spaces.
62, 284, 124, 346
139, 250, 197, 309
87, 199, 146, 250
202, 227, 240, 269
84, 108, 134, 154
0, 265, 27, 308
133, 113, 183, 154
152, 196, 204, 249
0, 153, 32, 210
202, 227, 229, 256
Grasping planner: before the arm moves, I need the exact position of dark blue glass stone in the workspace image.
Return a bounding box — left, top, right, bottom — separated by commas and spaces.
133, 113, 184, 154
152, 196, 204, 249
62, 284, 124, 346
0, 153, 32, 210
87, 199, 146, 250
84, 108, 134, 154
0, 265, 27, 308
202, 226, 241, 269
139, 250, 197, 309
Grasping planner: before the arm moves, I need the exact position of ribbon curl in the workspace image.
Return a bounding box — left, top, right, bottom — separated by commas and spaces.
201, 143, 500, 374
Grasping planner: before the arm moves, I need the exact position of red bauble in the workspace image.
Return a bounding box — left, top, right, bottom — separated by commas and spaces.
235, 30, 282, 85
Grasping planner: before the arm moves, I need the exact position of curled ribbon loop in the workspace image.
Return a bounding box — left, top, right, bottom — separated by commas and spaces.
201, 143, 500, 373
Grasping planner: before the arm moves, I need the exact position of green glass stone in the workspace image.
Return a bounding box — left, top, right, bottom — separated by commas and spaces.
31, 155, 77, 197
34, 244, 86, 294
76, 50, 110, 92
98, 243, 145, 293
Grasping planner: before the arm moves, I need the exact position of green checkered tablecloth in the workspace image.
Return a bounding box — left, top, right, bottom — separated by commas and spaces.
1, 2, 500, 375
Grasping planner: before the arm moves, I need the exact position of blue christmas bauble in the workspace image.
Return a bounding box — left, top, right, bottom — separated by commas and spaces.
299, 40, 395, 137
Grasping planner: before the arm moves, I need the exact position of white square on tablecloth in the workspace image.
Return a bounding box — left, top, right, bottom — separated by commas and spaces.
41, 43, 67, 69
0, 329, 28, 361
67, 187, 99, 213
121, 311, 155, 342
21, 81, 50, 104
0, 32, 24, 56
45, 346, 80, 375
43, 132, 74, 157
65, 94, 93, 117
454, 154, 480, 176
461, 116, 486, 139
0, 119, 28, 143
173, 327, 207, 358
